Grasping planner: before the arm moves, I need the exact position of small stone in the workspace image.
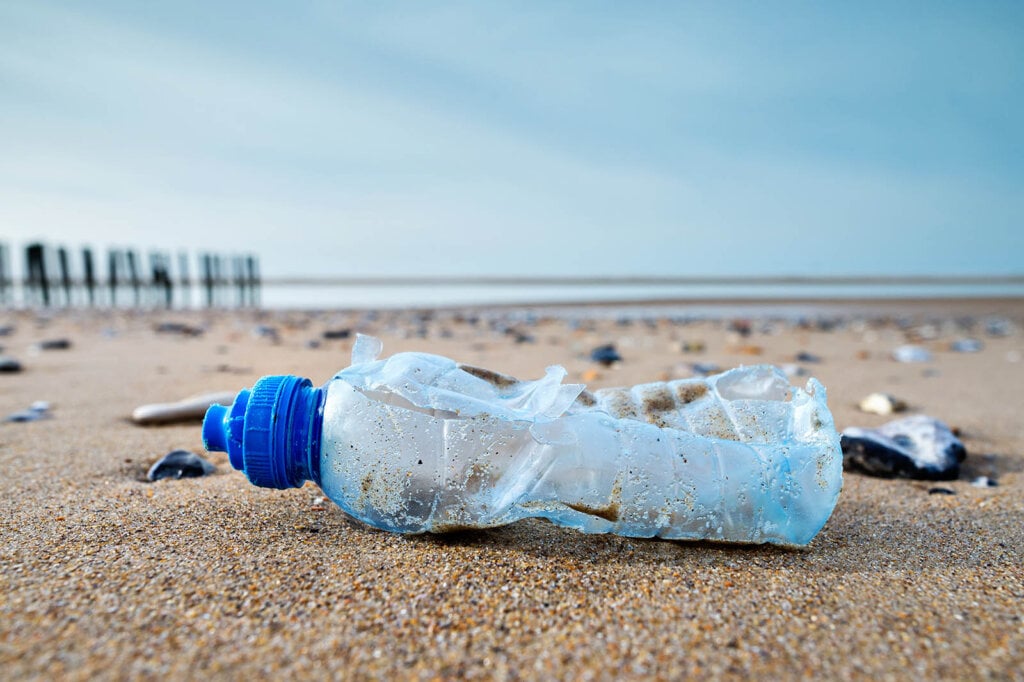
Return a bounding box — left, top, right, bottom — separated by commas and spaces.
35, 338, 71, 351
5, 401, 50, 422
892, 345, 932, 363
322, 328, 352, 340
795, 351, 822, 363
971, 476, 998, 488
0, 325, 15, 336
690, 362, 720, 376
590, 344, 622, 366
154, 322, 203, 337
985, 318, 1013, 337
731, 345, 763, 356
305, 339, 322, 349
252, 325, 279, 341
841, 415, 966, 480
147, 450, 216, 481
928, 487, 956, 495
949, 338, 983, 353
580, 368, 602, 383
0, 356, 22, 373
679, 340, 706, 354
858, 392, 907, 416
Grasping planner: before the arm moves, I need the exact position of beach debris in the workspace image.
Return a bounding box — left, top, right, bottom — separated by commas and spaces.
679, 340, 706, 353
795, 351, 822, 363
841, 415, 966, 480
154, 322, 203, 337
728, 319, 752, 337
858, 392, 908, 416
34, 338, 71, 351
690, 362, 720, 376
5, 401, 51, 423
949, 338, 983, 353
323, 328, 352, 340
892, 345, 932, 363
252, 324, 280, 342
132, 391, 238, 425
0, 356, 23, 373
928, 487, 956, 496
203, 335, 843, 546
147, 450, 216, 481
971, 476, 998, 488
590, 344, 622, 366
781, 364, 807, 378
984, 318, 1013, 337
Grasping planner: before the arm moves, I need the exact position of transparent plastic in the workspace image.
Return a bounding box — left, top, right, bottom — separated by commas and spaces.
314, 335, 842, 546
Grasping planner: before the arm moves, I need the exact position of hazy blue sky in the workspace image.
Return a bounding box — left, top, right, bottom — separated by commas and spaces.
1, 1, 1021, 277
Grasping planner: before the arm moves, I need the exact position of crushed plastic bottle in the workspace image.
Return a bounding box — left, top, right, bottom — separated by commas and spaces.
203, 335, 843, 546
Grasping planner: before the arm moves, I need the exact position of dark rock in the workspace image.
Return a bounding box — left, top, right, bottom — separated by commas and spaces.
928, 487, 956, 495
0, 356, 22, 373
795, 351, 822, 363
841, 415, 966, 480
154, 322, 203, 337
36, 338, 71, 351
305, 339, 322, 349
690, 362, 720, 376
590, 344, 622, 366
147, 450, 216, 481
322, 328, 352, 340
971, 476, 998, 488
0, 325, 15, 336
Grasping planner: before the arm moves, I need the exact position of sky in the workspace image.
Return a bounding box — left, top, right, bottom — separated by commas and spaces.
1, 1, 1022, 278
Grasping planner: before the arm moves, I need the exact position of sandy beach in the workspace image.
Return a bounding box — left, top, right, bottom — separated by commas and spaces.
1, 299, 1022, 680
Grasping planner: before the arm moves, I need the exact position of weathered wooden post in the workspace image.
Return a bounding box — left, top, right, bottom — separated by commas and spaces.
82, 248, 96, 306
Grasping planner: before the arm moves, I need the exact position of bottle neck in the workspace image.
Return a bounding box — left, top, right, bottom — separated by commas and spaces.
281, 383, 325, 488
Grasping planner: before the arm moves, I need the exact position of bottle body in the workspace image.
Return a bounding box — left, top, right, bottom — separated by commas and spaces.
312, 336, 842, 546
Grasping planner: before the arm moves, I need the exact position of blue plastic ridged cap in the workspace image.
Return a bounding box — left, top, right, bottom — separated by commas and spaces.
202, 375, 324, 490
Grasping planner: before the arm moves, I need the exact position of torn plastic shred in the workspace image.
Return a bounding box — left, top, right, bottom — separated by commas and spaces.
203, 335, 843, 546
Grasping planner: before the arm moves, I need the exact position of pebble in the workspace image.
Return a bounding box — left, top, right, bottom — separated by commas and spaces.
154, 322, 203, 337
795, 351, 822, 363
132, 391, 238, 425
690, 362, 720, 376
841, 415, 966, 480
5, 401, 51, 423
0, 325, 15, 336
949, 338, 983, 353
0, 356, 23, 373
985, 318, 1013, 337
252, 325, 280, 342
146, 450, 216, 481
679, 340, 706, 353
34, 338, 71, 351
589, 344, 622, 366
971, 476, 998, 488
928, 487, 956, 496
858, 392, 907, 416
323, 328, 352, 340
892, 345, 932, 363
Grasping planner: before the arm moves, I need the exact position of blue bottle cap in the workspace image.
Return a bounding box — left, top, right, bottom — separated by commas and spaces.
202, 375, 324, 489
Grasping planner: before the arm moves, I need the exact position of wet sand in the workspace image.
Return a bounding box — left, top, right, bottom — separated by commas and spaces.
1, 300, 1022, 679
